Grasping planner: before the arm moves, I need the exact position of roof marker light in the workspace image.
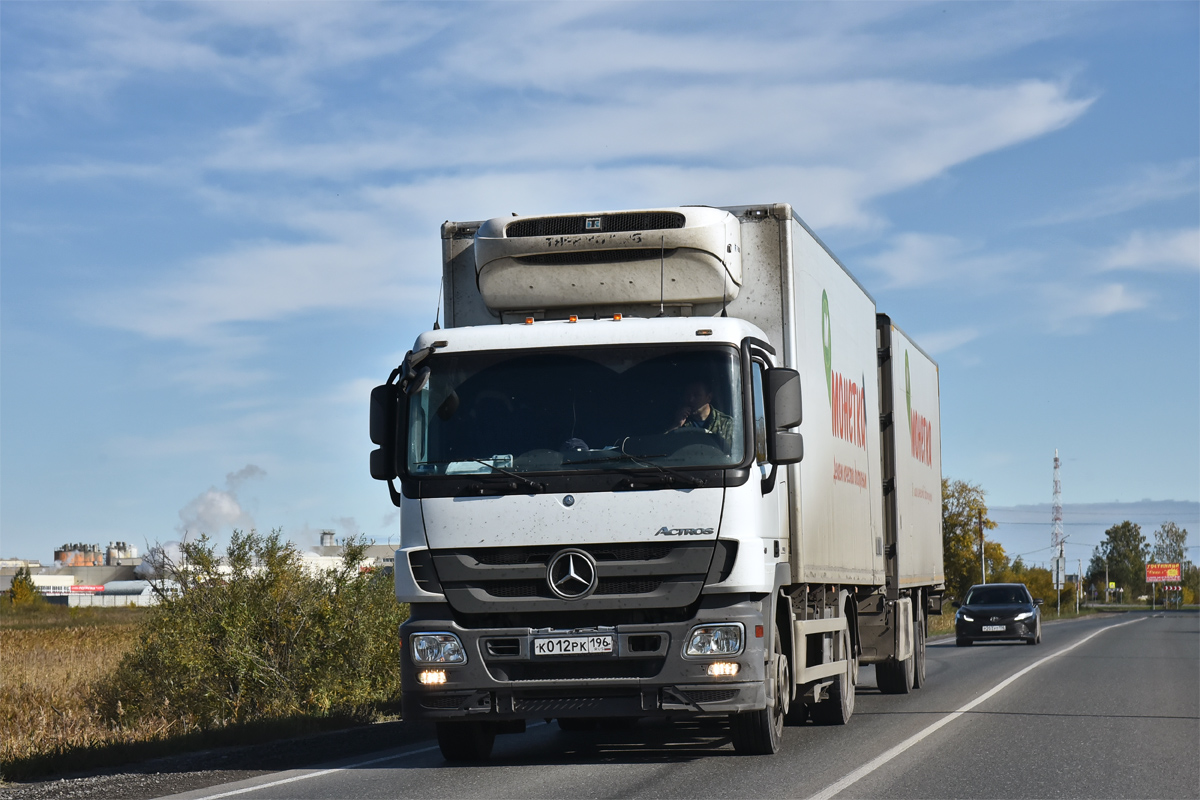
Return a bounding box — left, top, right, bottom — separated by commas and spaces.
613, 313, 622, 321
569, 315, 578, 323
696, 329, 713, 336
525, 317, 534, 325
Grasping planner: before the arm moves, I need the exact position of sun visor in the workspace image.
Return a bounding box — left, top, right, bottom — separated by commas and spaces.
473, 207, 742, 312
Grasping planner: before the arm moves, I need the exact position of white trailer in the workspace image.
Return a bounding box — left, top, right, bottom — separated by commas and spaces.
370, 203, 943, 760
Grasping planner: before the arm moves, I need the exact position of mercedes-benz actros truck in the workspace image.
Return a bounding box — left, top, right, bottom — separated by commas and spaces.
370, 203, 944, 760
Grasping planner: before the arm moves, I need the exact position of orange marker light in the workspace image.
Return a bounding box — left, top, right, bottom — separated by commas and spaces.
569, 315, 578, 323
525, 317, 534, 325
613, 313, 622, 321
755, 625, 764, 638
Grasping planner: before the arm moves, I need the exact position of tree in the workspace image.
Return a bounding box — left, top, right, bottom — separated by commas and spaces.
942, 478, 999, 600
1087, 521, 1149, 601
7, 566, 43, 606
1151, 521, 1188, 564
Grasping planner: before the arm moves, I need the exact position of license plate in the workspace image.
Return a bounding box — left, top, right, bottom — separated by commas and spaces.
533, 635, 614, 655
982, 625, 1006, 632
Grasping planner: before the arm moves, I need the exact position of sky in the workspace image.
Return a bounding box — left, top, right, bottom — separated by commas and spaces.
2, 2, 1197, 565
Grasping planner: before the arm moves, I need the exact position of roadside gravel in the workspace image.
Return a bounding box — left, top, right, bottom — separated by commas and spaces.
0, 720, 435, 800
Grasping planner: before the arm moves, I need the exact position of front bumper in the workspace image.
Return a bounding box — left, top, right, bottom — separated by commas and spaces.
400, 598, 768, 721
956, 617, 1037, 641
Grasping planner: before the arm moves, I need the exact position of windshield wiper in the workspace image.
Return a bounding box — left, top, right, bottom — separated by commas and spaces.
469, 460, 546, 492
575, 441, 704, 488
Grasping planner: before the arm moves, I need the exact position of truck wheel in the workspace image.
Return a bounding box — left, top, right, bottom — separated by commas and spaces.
911, 605, 927, 689
810, 628, 855, 725
731, 623, 787, 755
876, 641, 915, 694
436, 721, 496, 761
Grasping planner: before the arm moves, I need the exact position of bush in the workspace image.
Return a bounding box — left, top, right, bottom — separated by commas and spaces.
7, 566, 44, 608
97, 530, 407, 731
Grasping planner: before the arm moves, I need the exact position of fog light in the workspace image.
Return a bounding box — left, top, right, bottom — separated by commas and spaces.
418, 669, 447, 685
708, 662, 740, 677
411, 632, 467, 664
685, 623, 744, 656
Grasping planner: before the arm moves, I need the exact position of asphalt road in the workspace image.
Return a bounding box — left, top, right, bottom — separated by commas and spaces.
159, 612, 1198, 800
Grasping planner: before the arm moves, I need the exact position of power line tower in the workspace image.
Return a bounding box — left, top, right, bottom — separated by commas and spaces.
1051, 449, 1065, 614
1051, 449, 1063, 552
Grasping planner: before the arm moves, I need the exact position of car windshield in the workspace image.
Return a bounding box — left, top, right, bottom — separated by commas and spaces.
406, 345, 744, 475
965, 586, 1031, 605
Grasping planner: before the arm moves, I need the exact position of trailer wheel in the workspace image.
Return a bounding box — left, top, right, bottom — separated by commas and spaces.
436, 721, 496, 761
810, 627, 855, 725
911, 604, 927, 689
731, 623, 787, 755
876, 636, 915, 694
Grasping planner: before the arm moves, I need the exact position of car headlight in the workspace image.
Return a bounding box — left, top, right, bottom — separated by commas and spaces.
685, 623, 744, 656
411, 632, 467, 664
1014, 611, 1033, 621
958, 612, 975, 622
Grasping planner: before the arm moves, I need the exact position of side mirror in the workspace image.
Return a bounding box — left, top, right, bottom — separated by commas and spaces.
764, 367, 803, 465
369, 384, 400, 481
1033, 598, 1044, 606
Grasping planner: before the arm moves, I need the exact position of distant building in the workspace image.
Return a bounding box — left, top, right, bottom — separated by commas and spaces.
54, 543, 104, 567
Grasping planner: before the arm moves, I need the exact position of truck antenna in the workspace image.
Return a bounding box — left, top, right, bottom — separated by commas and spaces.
721, 266, 729, 318
658, 235, 666, 317
433, 277, 443, 330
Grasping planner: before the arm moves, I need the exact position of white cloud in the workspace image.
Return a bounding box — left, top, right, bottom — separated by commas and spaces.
912, 328, 981, 356
1049, 282, 1150, 325
1035, 160, 1199, 225
1100, 228, 1200, 272
861, 233, 1027, 289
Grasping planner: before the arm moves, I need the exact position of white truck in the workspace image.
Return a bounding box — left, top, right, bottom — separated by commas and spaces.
370, 203, 944, 760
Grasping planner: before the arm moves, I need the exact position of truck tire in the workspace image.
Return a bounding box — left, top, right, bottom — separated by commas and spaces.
876, 641, 915, 694
436, 721, 496, 761
911, 605, 927, 689
810, 628, 855, 725
731, 623, 787, 755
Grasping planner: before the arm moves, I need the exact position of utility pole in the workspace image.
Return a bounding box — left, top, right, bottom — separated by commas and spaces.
978, 508, 986, 584
1052, 449, 1064, 617
1077, 558, 1081, 614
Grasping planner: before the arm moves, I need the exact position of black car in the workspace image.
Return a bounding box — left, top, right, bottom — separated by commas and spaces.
954, 583, 1042, 646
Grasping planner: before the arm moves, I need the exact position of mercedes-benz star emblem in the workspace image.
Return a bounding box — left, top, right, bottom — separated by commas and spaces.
546, 549, 597, 600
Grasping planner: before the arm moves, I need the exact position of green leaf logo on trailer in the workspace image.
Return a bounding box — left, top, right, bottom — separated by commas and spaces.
905, 350, 912, 429
822, 290, 832, 406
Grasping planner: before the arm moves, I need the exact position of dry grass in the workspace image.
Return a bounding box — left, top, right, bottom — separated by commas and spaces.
0, 619, 146, 772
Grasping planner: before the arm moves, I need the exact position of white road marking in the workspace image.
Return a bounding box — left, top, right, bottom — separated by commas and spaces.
186, 721, 547, 800
805, 617, 1146, 800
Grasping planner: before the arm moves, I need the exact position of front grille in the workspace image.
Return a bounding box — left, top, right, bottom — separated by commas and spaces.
489, 658, 665, 682
513, 695, 636, 713
486, 638, 522, 656
486, 581, 546, 598
432, 541, 714, 615
506, 212, 686, 238
420, 694, 470, 710
686, 689, 739, 704
596, 578, 661, 595
515, 249, 678, 267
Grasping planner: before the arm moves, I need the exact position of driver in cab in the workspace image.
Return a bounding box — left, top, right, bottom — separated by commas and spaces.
667, 378, 734, 451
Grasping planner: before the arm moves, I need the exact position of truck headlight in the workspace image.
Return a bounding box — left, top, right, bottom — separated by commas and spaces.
685, 623, 744, 656
411, 632, 467, 664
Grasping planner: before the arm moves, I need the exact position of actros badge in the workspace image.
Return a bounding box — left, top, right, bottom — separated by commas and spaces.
655, 527, 715, 536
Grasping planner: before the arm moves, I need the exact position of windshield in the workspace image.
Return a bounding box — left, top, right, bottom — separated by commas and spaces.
965, 585, 1031, 605
406, 345, 744, 476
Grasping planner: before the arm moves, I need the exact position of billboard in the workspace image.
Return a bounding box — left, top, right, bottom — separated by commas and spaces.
1146, 563, 1181, 583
